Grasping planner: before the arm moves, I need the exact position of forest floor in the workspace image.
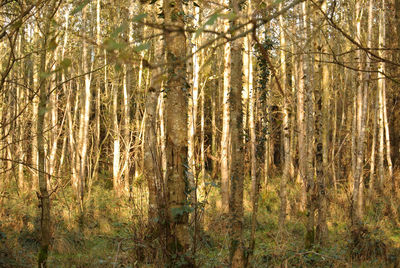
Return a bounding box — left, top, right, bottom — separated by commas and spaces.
1, 175, 400, 267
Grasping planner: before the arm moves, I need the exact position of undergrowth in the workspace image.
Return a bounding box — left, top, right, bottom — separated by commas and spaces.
0, 174, 399, 267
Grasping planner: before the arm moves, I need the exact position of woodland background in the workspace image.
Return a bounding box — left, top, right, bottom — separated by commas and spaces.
1, 0, 400, 267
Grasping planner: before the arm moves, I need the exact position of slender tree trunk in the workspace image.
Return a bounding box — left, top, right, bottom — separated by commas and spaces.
279, 4, 289, 227
76, 8, 92, 225
303, 2, 315, 248
247, 0, 259, 258
37, 3, 56, 266
352, 1, 368, 225
112, 81, 121, 195
144, 39, 162, 224
122, 65, 131, 194
229, 2, 245, 265
31, 23, 39, 190
297, 4, 307, 214
377, 0, 386, 193
211, 78, 218, 180
221, 3, 231, 214
316, 1, 328, 245
92, 0, 101, 182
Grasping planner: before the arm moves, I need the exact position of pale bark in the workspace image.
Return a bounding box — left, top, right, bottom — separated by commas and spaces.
188, 4, 200, 199
37, 3, 56, 266
247, 0, 258, 257
112, 81, 121, 195
220, 8, 231, 214
76, 8, 92, 222
31, 23, 39, 190
377, 0, 386, 192
211, 78, 218, 180
279, 5, 289, 227
297, 4, 307, 214
122, 65, 131, 193
303, 2, 315, 248
352, 1, 368, 225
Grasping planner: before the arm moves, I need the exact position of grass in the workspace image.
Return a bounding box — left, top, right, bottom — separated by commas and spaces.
1, 174, 400, 267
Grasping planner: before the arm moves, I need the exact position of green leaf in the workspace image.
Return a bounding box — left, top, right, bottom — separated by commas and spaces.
205, 13, 220, 26
132, 13, 148, 22
111, 23, 128, 39
133, 42, 150, 52
220, 12, 236, 21
274, 0, 284, 4
194, 27, 204, 38
71, 0, 90, 15
115, 63, 122, 72
48, 37, 58, 51
195, 13, 220, 38
205, 181, 220, 188
39, 72, 52, 78
171, 205, 194, 218
60, 58, 72, 69
104, 38, 127, 51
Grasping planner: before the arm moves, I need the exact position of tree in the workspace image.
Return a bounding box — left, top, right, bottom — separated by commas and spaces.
163, 0, 192, 265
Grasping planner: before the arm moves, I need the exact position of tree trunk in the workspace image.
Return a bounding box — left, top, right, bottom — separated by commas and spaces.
279, 4, 289, 227
316, 1, 329, 245
37, 3, 56, 266
220, 4, 231, 214
229, 2, 245, 265
163, 0, 192, 265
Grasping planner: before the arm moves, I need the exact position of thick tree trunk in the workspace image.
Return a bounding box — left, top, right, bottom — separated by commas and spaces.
163, 0, 192, 265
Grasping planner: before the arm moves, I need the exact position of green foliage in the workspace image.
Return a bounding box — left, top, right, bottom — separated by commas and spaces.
195, 12, 221, 38
2, 174, 400, 267
71, 0, 90, 16
132, 13, 148, 22
104, 38, 127, 51
133, 42, 150, 53
171, 205, 194, 219
255, 36, 273, 97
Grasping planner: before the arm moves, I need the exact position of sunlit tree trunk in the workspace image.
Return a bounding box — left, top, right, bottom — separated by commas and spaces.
220, 0, 231, 214
122, 65, 131, 194
229, 2, 244, 265
188, 3, 200, 202
377, 0, 386, 192
297, 4, 307, 214
302, 2, 315, 248
163, 0, 191, 264
31, 23, 39, 190
76, 7, 92, 224
144, 40, 161, 224
279, 4, 289, 227
352, 1, 368, 225
37, 2, 57, 266
112, 81, 121, 195
211, 78, 218, 179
